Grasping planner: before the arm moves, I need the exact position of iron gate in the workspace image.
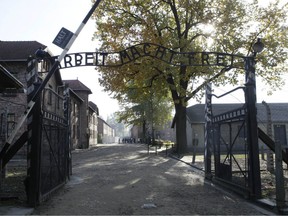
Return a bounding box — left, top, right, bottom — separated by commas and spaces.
212, 104, 250, 195
26, 59, 70, 206
204, 57, 262, 199
205, 83, 261, 198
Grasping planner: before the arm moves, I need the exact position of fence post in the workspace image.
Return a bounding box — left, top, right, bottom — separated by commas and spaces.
244, 56, 261, 199
261, 101, 274, 173
204, 83, 212, 179
275, 140, 285, 209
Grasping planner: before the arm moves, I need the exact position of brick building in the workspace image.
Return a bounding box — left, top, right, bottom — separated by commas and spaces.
64, 87, 83, 149
88, 101, 99, 146
0, 41, 62, 158
0, 41, 104, 153
0, 64, 24, 147
64, 79, 97, 149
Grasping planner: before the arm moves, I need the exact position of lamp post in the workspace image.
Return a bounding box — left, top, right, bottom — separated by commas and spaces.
245, 38, 264, 199
252, 38, 265, 56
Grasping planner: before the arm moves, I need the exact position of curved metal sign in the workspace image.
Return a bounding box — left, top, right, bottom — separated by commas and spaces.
55, 43, 246, 69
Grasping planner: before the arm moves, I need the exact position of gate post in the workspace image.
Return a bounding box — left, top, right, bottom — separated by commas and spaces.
261, 101, 274, 173
244, 56, 261, 199
275, 140, 285, 209
26, 58, 42, 206
204, 83, 212, 179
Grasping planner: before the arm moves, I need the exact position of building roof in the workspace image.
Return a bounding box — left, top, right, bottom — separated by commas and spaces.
0, 40, 63, 86
187, 103, 288, 124
0, 41, 46, 61
98, 116, 111, 127
257, 103, 288, 123
64, 79, 92, 94
89, 101, 99, 115
0, 64, 24, 92
68, 88, 84, 103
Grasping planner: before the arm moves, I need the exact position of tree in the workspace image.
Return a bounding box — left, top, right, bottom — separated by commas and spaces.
106, 113, 126, 137
92, 0, 288, 153
116, 84, 173, 143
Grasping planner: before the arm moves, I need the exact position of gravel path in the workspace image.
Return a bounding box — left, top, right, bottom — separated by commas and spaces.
32, 143, 272, 215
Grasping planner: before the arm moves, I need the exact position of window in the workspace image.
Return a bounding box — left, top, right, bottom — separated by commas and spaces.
73, 102, 77, 115
57, 97, 60, 109
7, 113, 15, 136
77, 125, 80, 139
72, 124, 80, 140
57, 89, 60, 110
0, 113, 4, 136
73, 124, 76, 139
38, 59, 50, 73
47, 85, 52, 105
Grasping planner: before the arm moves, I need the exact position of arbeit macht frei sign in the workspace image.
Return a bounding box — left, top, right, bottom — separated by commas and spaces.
53, 43, 246, 69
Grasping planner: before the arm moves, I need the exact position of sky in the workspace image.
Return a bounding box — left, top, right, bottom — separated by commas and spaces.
1, 0, 288, 119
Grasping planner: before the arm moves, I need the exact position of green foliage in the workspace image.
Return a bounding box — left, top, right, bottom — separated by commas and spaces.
93, 0, 288, 103
116, 81, 173, 130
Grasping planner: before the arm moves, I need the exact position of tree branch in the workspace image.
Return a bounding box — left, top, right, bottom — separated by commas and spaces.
167, 0, 182, 38
127, 73, 161, 90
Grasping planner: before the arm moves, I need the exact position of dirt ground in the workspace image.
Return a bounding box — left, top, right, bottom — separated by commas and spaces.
29, 143, 274, 215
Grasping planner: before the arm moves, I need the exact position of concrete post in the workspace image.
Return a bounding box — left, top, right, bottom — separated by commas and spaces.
275, 140, 285, 209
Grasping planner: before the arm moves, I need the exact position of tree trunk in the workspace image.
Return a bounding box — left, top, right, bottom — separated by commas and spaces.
175, 103, 188, 154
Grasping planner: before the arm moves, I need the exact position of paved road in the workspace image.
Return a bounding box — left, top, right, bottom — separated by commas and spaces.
31, 143, 272, 215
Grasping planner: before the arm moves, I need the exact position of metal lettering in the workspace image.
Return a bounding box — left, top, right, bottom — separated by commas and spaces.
155, 46, 167, 59
54, 43, 245, 68
168, 50, 176, 64
85, 53, 95, 66
99, 53, 108, 66
187, 53, 196, 65
119, 50, 132, 64
143, 43, 151, 55
217, 53, 226, 66
130, 46, 141, 59
64, 55, 73, 68
56, 29, 67, 44
202, 52, 210, 65
75, 53, 83, 66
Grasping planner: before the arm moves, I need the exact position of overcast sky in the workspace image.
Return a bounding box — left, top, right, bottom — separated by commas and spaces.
1, 0, 288, 119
